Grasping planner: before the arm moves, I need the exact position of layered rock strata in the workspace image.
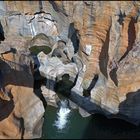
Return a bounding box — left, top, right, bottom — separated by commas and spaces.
0, 2, 140, 139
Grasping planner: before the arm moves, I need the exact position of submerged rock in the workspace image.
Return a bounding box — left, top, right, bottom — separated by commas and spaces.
79, 107, 91, 118
69, 100, 78, 110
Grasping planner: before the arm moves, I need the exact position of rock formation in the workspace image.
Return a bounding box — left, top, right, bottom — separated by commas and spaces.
37, 51, 78, 107
0, 1, 140, 139
0, 48, 45, 139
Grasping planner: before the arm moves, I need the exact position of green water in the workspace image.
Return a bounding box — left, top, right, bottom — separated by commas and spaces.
29, 45, 52, 55
42, 106, 93, 139
41, 104, 140, 139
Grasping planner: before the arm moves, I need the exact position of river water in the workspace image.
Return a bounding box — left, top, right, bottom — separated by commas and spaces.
41, 100, 140, 139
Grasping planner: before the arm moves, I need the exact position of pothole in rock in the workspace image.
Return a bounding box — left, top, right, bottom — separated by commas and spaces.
29, 45, 52, 55
55, 74, 75, 99
83, 89, 91, 97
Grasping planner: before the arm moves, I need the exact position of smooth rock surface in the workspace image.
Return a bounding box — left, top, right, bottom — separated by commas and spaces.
0, 2, 140, 138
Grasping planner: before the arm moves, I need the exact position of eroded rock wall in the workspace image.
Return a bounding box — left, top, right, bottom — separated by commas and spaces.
0, 1, 140, 138
0, 50, 45, 139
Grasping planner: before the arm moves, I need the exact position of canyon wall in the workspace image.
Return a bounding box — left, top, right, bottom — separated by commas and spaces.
0, 47, 45, 139
0, 0, 140, 138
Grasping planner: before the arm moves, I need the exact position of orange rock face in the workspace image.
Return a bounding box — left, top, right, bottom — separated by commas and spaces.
0, 1, 140, 138
0, 47, 44, 139
50, 1, 140, 124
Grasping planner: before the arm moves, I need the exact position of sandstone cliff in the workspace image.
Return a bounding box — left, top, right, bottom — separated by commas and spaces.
0, 1, 140, 138
0, 39, 45, 139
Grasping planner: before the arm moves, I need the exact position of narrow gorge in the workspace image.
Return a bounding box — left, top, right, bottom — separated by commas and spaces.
0, 1, 140, 139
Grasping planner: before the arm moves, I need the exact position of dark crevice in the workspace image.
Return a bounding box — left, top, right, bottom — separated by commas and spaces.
109, 67, 118, 86
32, 55, 47, 108
83, 75, 98, 97
99, 27, 110, 79
13, 114, 25, 139
20, 117, 25, 140
68, 23, 80, 53
87, 74, 98, 91
34, 11, 45, 15
49, 1, 59, 12
33, 12, 56, 22
58, 40, 66, 45
39, 0, 43, 12
117, 10, 126, 25
33, 70, 47, 108
0, 21, 5, 42
49, 1, 68, 16
119, 17, 136, 62
30, 46, 49, 108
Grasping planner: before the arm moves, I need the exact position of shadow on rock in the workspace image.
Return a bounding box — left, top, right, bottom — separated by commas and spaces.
0, 96, 14, 121
99, 28, 110, 79
0, 59, 33, 88
119, 89, 140, 125
0, 21, 5, 41
68, 23, 79, 53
